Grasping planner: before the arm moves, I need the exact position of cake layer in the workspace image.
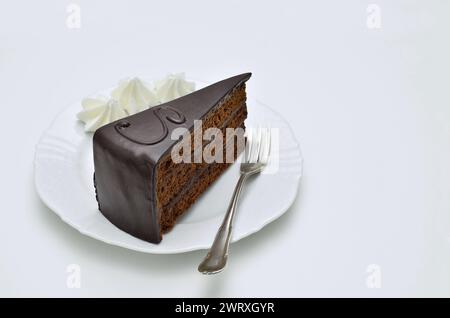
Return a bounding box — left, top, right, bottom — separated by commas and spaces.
157, 84, 246, 176
156, 92, 247, 208
156, 106, 246, 208
156, 84, 248, 231
158, 109, 247, 232
159, 129, 243, 233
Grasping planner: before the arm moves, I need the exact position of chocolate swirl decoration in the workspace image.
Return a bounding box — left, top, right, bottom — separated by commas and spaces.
115, 106, 186, 145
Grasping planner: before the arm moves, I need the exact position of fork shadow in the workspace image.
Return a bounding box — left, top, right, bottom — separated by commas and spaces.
34, 171, 305, 297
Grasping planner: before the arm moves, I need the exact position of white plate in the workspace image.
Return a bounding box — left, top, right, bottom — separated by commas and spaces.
34, 82, 303, 254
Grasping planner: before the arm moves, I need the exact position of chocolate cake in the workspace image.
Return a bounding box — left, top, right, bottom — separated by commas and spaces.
93, 73, 251, 243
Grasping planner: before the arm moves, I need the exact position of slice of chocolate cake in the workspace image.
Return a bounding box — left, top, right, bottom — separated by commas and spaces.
93, 73, 251, 243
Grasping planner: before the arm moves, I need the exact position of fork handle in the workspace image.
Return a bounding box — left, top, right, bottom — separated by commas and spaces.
198, 173, 248, 274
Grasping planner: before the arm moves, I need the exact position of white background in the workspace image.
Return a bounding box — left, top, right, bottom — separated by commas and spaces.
1, 0, 450, 297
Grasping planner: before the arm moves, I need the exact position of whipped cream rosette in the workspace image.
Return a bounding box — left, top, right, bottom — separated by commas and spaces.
77, 74, 196, 132
77, 97, 127, 132
111, 77, 158, 115
154, 73, 195, 104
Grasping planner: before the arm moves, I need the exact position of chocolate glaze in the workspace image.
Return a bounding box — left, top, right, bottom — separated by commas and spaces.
93, 73, 251, 243
115, 106, 186, 145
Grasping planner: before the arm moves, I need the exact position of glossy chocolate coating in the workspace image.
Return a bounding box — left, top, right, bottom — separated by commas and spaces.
93, 73, 251, 243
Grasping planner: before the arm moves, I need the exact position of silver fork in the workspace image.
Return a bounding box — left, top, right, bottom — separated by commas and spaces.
198, 127, 271, 274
